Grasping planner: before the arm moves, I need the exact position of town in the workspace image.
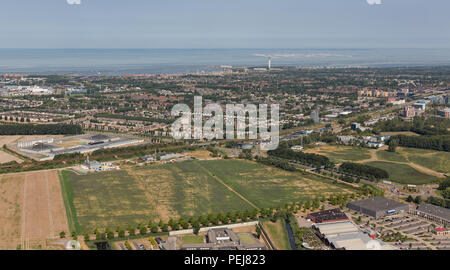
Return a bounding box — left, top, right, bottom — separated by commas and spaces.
0, 65, 448, 251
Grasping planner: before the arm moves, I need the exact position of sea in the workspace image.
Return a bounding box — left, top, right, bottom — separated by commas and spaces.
1, 48, 450, 75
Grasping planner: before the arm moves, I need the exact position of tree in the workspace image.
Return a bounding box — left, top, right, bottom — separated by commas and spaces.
83, 231, 90, 242
60, 231, 66, 238
140, 225, 147, 235
406, 195, 414, 203
388, 139, 398, 152
128, 224, 136, 236
106, 228, 115, 240
193, 222, 201, 235
255, 225, 262, 239
414, 196, 422, 204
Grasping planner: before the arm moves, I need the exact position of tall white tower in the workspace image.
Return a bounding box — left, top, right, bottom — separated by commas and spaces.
268, 56, 272, 70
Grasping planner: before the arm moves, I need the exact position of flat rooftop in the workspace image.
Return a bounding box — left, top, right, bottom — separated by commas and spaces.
347, 197, 408, 212
307, 208, 348, 223
417, 203, 450, 222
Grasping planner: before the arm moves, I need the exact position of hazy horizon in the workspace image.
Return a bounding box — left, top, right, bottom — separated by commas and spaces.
1, 0, 449, 49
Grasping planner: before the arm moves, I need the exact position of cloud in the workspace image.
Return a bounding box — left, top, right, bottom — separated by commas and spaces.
366, 0, 382, 5
67, 0, 81, 4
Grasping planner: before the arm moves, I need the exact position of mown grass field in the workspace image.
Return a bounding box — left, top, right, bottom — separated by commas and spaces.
181, 235, 204, 244
60, 159, 352, 233
201, 160, 352, 208
60, 170, 158, 234
304, 145, 371, 163
364, 161, 438, 185
400, 148, 450, 174
376, 150, 409, 163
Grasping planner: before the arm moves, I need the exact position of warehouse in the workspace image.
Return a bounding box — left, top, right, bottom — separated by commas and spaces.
410, 203, 450, 227
347, 197, 409, 218
307, 208, 349, 224
313, 221, 396, 250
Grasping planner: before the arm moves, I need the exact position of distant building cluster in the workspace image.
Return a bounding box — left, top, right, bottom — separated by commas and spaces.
14, 133, 143, 161
0, 85, 55, 96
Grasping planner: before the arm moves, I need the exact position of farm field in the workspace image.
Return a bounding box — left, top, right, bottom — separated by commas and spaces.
304, 145, 371, 163
200, 160, 352, 208
59, 159, 353, 233
0, 170, 68, 250
261, 219, 291, 250
0, 150, 23, 164
364, 161, 438, 185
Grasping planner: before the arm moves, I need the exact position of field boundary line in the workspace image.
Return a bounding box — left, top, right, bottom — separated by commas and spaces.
45, 171, 55, 238
195, 161, 260, 210
58, 170, 80, 234
20, 174, 27, 250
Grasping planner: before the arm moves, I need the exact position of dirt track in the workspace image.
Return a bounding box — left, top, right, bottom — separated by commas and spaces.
356, 147, 445, 179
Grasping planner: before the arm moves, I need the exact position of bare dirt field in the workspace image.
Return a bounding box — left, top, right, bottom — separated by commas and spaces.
0, 170, 68, 250
380, 131, 420, 136
188, 150, 213, 160
0, 150, 23, 164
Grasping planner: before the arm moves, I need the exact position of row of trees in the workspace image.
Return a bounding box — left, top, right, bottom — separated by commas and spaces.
255, 156, 296, 171
267, 143, 332, 168
389, 135, 450, 152
373, 116, 450, 136
0, 123, 82, 135
0, 115, 31, 123
425, 196, 450, 209
94, 113, 173, 124
339, 162, 389, 180
438, 178, 450, 200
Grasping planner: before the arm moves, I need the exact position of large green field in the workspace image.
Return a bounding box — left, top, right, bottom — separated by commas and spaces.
400, 148, 450, 174
60, 159, 352, 233
305, 145, 371, 163
376, 150, 409, 163
364, 161, 438, 185
201, 160, 351, 208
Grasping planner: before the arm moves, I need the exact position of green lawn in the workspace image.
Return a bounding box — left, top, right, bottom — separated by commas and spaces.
402, 149, 450, 174
261, 219, 291, 250
307, 145, 371, 163
364, 161, 438, 185
237, 232, 260, 245
182, 235, 204, 244
376, 150, 409, 163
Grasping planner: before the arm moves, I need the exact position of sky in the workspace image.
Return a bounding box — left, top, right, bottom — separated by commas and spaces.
0, 0, 449, 49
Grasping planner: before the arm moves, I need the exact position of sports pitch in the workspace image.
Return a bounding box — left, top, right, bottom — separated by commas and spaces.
60, 159, 353, 233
